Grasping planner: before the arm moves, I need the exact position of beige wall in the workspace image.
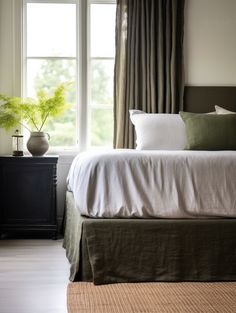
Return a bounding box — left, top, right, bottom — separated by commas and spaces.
0, 0, 21, 154
0, 0, 14, 154
185, 0, 236, 85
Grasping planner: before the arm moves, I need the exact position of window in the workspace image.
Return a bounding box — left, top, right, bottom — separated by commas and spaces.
24, 0, 116, 150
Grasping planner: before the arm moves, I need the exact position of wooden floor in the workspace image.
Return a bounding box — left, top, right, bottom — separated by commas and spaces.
0, 240, 69, 313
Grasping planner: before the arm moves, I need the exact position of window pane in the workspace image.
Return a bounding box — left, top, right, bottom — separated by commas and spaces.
26, 59, 77, 146
27, 3, 76, 57
91, 60, 114, 106
44, 112, 76, 147
90, 108, 113, 147
91, 4, 116, 57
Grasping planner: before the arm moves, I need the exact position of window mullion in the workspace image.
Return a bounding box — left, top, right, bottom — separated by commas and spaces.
77, 0, 88, 151
22, 0, 27, 98
91, 57, 115, 61
27, 56, 76, 60
26, 0, 77, 4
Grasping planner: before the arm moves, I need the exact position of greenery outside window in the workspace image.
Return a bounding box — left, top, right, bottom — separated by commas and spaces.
24, 0, 116, 150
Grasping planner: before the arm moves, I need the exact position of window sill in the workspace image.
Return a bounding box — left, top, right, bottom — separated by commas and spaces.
23, 147, 80, 164
23, 145, 114, 164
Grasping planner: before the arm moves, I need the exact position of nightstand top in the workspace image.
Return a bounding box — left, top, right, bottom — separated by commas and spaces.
0, 154, 58, 158
0, 155, 59, 164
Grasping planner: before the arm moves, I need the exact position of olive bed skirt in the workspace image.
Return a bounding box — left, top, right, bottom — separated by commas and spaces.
63, 191, 236, 285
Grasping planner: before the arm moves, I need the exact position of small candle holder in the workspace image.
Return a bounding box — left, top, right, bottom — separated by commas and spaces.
12, 130, 24, 156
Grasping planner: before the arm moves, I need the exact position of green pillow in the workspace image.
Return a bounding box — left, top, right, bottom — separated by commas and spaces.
179, 111, 236, 150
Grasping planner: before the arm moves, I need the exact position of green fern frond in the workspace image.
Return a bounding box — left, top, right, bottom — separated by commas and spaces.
0, 111, 19, 130
0, 83, 71, 132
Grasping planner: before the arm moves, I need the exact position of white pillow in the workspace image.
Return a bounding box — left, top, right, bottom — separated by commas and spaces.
129, 110, 187, 150
215, 105, 235, 114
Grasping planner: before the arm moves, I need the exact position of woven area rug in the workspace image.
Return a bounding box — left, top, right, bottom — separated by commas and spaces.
67, 282, 236, 313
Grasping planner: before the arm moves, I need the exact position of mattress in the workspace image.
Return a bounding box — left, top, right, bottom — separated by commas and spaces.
67, 149, 236, 218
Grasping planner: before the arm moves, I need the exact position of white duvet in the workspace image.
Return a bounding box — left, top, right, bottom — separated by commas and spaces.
67, 149, 236, 218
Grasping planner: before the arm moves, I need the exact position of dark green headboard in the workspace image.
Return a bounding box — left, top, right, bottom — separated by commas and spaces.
184, 86, 236, 113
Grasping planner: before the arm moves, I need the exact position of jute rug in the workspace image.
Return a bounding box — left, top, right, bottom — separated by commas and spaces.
67, 282, 236, 313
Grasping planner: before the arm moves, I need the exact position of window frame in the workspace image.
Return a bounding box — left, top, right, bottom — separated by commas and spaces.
22, 0, 116, 153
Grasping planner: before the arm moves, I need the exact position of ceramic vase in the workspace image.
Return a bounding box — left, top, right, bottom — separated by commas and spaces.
27, 132, 50, 156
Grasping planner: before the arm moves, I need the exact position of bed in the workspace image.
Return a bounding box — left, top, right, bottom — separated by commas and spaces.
63, 86, 236, 285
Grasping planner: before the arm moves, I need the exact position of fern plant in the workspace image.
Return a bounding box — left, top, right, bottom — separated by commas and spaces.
0, 83, 71, 132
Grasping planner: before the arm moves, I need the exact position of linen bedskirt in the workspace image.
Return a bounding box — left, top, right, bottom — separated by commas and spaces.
63, 191, 236, 285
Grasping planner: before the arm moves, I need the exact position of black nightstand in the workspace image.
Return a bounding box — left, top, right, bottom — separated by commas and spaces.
0, 155, 58, 239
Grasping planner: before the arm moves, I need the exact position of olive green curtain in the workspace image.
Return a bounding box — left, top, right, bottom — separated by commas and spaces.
114, 0, 185, 148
